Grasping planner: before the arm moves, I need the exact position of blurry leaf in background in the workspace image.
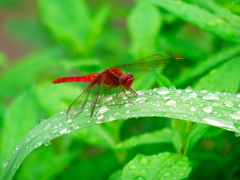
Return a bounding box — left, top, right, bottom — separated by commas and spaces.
175, 45, 240, 86
194, 57, 240, 93
16, 146, 78, 180
71, 125, 115, 149
0, 52, 7, 67
7, 19, 54, 48
35, 83, 83, 116
128, 2, 161, 58
88, 4, 110, 48
0, 46, 63, 99
0, 0, 18, 8
38, 0, 91, 55
115, 128, 174, 151
150, 0, 240, 42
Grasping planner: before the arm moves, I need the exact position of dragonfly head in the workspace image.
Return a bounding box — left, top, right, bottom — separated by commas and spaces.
120, 72, 134, 87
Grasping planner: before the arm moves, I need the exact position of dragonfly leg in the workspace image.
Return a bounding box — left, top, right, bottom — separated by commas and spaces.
115, 87, 123, 105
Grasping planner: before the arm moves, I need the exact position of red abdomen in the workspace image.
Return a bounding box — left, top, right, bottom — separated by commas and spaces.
51, 73, 99, 84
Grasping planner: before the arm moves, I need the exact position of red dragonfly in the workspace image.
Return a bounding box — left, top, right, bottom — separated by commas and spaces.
52, 54, 185, 121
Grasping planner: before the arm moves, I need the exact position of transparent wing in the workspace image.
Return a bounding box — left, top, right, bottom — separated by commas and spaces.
66, 84, 93, 121
89, 72, 107, 117
117, 54, 187, 79
66, 72, 108, 121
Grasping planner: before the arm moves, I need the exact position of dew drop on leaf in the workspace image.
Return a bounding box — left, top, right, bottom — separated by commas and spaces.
185, 86, 193, 92
230, 111, 240, 120
224, 100, 234, 107
165, 100, 176, 106
189, 92, 197, 98
203, 93, 220, 100
157, 87, 170, 95
202, 106, 213, 113
138, 157, 151, 165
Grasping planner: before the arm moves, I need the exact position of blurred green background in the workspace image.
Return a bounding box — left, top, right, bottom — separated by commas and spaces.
0, 0, 240, 179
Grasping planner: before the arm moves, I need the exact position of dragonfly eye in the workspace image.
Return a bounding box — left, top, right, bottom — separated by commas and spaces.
120, 72, 134, 87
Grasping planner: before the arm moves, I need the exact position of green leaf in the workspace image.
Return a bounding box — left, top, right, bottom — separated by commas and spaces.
71, 125, 115, 149
38, 0, 91, 55
122, 152, 191, 180
0, 46, 63, 99
115, 128, 174, 150
185, 124, 210, 153
7, 19, 53, 48
89, 4, 110, 47
1, 88, 239, 179
108, 169, 122, 180
0, 52, 7, 67
0, 88, 39, 173
128, 2, 161, 58
194, 57, 240, 93
175, 45, 240, 86
149, 0, 240, 42
16, 146, 77, 179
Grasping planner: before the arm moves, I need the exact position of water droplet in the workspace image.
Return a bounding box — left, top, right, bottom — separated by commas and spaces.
114, 112, 119, 116
169, 86, 176, 90
157, 87, 170, 95
108, 115, 116, 121
185, 86, 193, 92
97, 106, 109, 114
2, 158, 11, 167
165, 100, 176, 106
176, 89, 182, 93
95, 120, 102, 124
138, 158, 151, 165
162, 95, 170, 100
236, 93, 240, 98
66, 119, 72, 123
105, 96, 113, 102
201, 89, 208, 93
224, 101, 234, 107
59, 111, 64, 114
134, 97, 147, 103
34, 142, 42, 148
202, 117, 225, 127
13, 164, 20, 169
230, 111, 240, 120
44, 141, 51, 146
97, 114, 104, 120
181, 94, 190, 100
212, 102, 222, 106
12, 144, 20, 154
190, 107, 196, 111
163, 171, 171, 177
59, 128, 70, 134
189, 92, 197, 98
179, 172, 185, 177
137, 91, 145, 96
129, 165, 137, 170
44, 123, 51, 130
126, 110, 130, 113
203, 93, 220, 100
202, 106, 213, 113
125, 103, 133, 107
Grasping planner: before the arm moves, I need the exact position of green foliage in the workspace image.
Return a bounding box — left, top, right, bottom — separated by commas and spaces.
0, 0, 240, 179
